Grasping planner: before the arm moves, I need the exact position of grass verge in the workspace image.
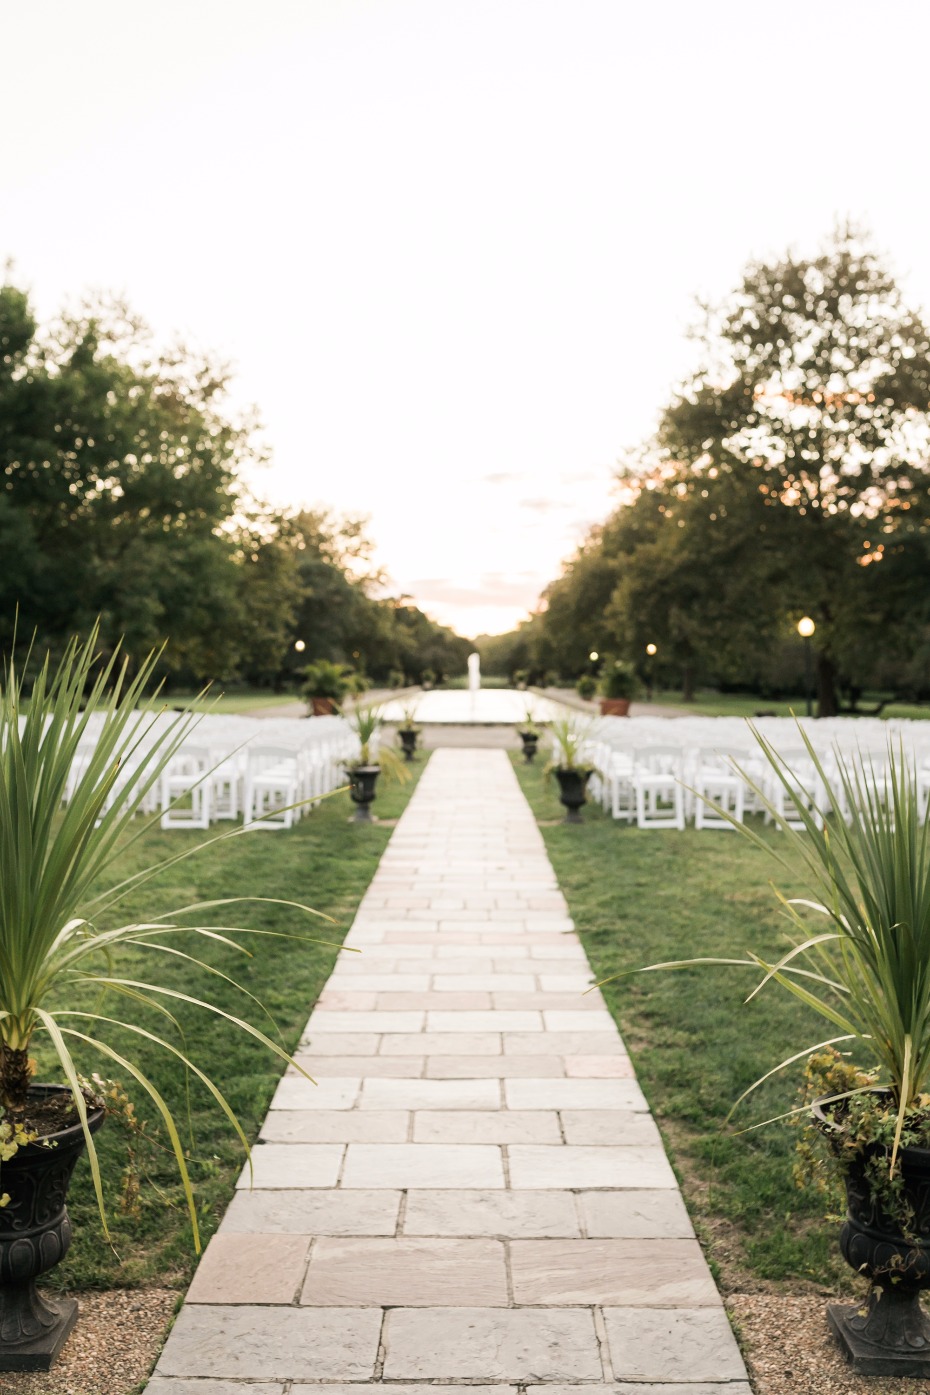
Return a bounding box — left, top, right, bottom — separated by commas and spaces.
157, 689, 300, 713
37, 763, 423, 1291
648, 689, 930, 720
512, 752, 851, 1295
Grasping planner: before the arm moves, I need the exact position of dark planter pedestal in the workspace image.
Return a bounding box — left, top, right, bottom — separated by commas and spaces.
815, 1094, 930, 1375
348, 765, 381, 821
0, 1086, 105, 1371
554, 767, 592, 823
519, 733, 539, 763
399, 730, 418, 762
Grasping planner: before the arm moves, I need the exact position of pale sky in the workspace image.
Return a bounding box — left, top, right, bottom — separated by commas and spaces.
3, 1, 930, 636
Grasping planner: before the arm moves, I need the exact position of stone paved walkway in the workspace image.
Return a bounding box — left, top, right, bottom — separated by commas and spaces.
147, 749, 751, 1395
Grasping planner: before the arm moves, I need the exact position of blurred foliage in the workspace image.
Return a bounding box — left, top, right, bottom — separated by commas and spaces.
0, 282, 470, 690
481, 227, 930, 714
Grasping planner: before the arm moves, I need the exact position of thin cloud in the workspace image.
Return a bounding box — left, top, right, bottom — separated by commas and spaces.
519, 497, 570, 514
409, 573, 543, 608
481, 472, 524, 486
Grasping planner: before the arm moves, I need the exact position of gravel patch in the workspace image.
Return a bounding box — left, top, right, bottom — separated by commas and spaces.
729, 1292, 930, 1395
0, 1289, 177, 1395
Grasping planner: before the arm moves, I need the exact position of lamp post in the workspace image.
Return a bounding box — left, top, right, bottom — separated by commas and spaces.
797, 617, 816, 718
294, 639, 306, 654
646, 642, 657, 702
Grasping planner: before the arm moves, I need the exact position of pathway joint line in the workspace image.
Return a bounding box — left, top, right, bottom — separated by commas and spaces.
148, 749, 749, 1391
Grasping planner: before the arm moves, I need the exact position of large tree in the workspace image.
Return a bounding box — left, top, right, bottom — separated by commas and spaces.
0, 285, 260, 679
657, 225, 930, 713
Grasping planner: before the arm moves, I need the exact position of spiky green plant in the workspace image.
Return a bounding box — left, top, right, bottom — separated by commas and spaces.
519, 708, 542, 738
397, 705, 421, 734
547, 717, 591, 772
0, 628, 332, 1247
347, 705, 410, 782
603, 727, 930, 1176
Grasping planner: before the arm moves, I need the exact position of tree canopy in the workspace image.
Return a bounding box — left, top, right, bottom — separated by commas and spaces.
486, 228, 930, 712
0, 282, 469, 687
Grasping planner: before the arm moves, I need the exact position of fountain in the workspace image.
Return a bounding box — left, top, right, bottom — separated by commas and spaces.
468, 652, 481, 693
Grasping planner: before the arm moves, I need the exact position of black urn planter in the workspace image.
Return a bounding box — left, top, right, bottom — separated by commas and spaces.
814, 1093, 930, 1375
519, 732, 539, 763
553, 767, 592, 823
0, 1085, 105, 1371
348, 764, 381, 821
398, 730, 418, 762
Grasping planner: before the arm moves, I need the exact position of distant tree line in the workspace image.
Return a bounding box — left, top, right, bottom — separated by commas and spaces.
0, 283, 469, 688
479, 228, 930, 715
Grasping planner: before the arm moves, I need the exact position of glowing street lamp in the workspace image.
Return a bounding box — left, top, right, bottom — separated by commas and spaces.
588, 651, 599, 663
797, 617, 816, 717
294, 639, 306, 653
645, 643, 657, 701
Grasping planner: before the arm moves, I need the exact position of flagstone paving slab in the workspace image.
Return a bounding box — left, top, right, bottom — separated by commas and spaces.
530, 1386, 753, 1395
559, 1110, 664, 1146
508, 1144, 678, 1189
579, 1189, 696, 1238
235, 1143, 344, 1189
155, 1307, 382, 1381
381, 1307, 604, 1381
603, 1306, 748, 1382
146, 1383, 285, 1395
510, 1239, 720, 1306
403, 1189, 581, 1237
425, 1053, 566, 1077
503, 1031, 625, 1055
413, 1109, 562, 1143
359, 1077, 501, 1109
564, 1054, 635, 1077
269, 1077, 360, 1109
219, 1188, 401, 1235
505, 1079, 649, 1111
186, 1233, 309, 1304
379, 1031, 503, 1054
260, 1109, 410, 1142
150, 749, 748, 1395
342, 1141, 505, 1188
301, 1236, 508, 1306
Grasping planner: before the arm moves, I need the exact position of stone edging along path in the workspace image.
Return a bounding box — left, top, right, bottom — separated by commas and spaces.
147, 749, 752, 1395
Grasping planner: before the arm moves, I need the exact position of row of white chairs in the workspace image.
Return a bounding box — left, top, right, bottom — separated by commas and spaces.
60, 713, 365, 832
572, 715, 930, 831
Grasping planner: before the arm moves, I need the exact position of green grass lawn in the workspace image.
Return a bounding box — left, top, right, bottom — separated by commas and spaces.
38, 765, 423, 1292
157, 689, 300, 713
648, 689, 930, 720
513, 753, 852, 1295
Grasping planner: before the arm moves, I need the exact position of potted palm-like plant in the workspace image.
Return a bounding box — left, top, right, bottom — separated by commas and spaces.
599, 658, 641, 717
396, 706, 422, 762
575, 674, 597, 702
606, 731, 930, 1376
345, 705, 410, 821
547, 718, 593, 823
299, 659, 359, 716
0, 631, 327, 1371
517, 709, 542, 763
